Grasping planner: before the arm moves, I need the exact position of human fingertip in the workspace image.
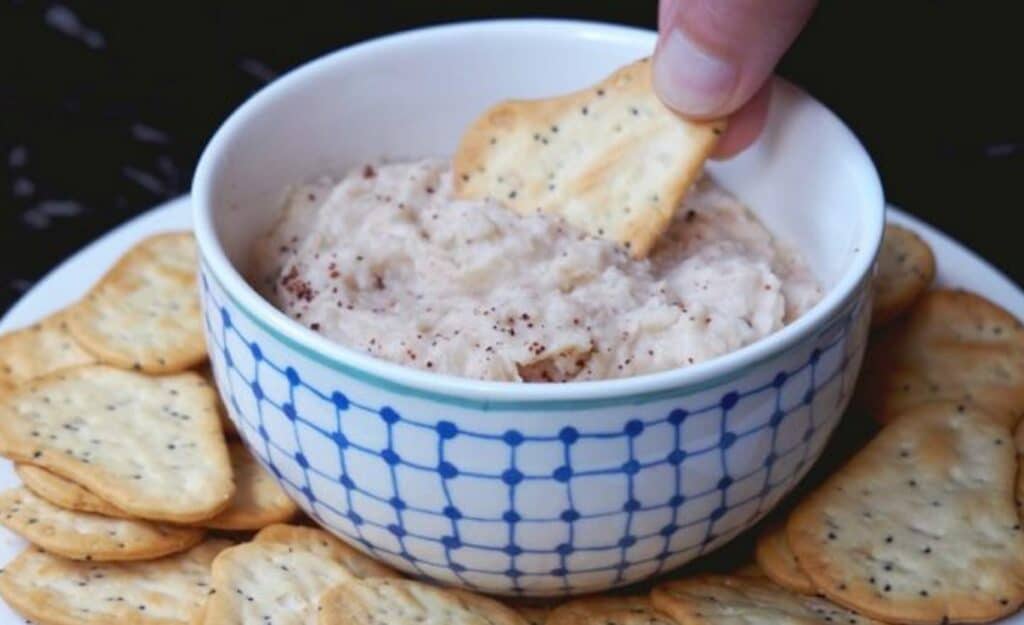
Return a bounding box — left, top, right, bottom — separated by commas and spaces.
653, 27, 738, 119
709, 81, 772, 159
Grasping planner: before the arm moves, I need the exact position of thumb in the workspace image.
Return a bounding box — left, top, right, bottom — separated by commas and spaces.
653, 0, 816, 119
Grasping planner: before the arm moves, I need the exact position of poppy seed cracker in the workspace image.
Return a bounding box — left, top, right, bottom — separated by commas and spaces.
253, 523, 402, 579
787, 402, 1024, 624
0, 365, 234, 523
67, 232, 207, 374
858, 289, 1024, 428
0, 310, 96, 388
871, 224, 936, 328
0, 486, 205, 561
454, 58, 725, 259
201, 524, 401, 625
201, 541, 357, 625
0, 539, 232, 625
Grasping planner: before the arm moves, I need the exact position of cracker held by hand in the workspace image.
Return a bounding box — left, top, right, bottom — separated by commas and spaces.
197, 442, 297, 530
0, 539, 231, 625
871, 224, 936, 328
858, 289, 1024, 428
67, 232, 206, 373
453, 58, 726, 258
652, 574, 884, 625
547, 596, 675, 625
317, 578, 528, 625
0, 310, 95, 389
0, 487, 205, 561
15, 462, 130, 518
787, 402, 1024, 624
756, 522, 816, 595
0, 365, 234, 523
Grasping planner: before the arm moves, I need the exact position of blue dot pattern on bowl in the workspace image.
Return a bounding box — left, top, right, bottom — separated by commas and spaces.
201, 268, 870, 595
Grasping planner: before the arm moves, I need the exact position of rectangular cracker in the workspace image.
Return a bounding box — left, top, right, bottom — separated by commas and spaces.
317, 578, 528, 625
0, 486, 204, 561
0, 540, 232, 625
454, 58, 725, 258
787, 401, 1024, 624
0, 365, 234, 523
66, 232, 206, 373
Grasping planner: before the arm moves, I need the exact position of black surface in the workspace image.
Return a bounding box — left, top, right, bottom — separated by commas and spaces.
2, 1, 1022, 313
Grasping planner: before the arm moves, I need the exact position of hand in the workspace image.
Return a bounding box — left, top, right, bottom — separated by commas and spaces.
653, 0, 817, 158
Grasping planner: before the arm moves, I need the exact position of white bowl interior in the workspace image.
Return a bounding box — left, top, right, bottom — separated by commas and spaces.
202, 20, 880, 300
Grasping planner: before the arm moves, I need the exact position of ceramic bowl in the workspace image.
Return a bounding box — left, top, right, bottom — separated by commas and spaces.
192, 19, 884, 595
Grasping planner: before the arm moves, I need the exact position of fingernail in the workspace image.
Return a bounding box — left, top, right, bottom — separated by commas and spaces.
653, 28, 738, 117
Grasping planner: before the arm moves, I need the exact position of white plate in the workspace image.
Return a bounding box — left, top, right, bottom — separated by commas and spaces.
0, 197, 1021, 623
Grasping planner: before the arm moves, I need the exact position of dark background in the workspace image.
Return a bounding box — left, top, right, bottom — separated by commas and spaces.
1, 1, 1022, 312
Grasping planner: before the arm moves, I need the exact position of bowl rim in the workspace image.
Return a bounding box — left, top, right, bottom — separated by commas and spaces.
192, 18, 885, 408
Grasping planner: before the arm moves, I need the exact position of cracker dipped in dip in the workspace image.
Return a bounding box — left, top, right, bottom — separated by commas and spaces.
254, 159, 820, 382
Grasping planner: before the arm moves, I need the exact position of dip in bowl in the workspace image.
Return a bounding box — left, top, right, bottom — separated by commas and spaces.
192, 19, 884, 595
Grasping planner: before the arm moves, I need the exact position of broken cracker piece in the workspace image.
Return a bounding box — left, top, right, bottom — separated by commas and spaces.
755, 521, 816, 595
317, 578, 528, 625
787, 402, 1024, 624
454, 58, 725, 258
872, 224, 936, 328
67, 231, 206, 373
0, 486, 204, 561
0, 539, 231, 625
0, 365, 234, 523
652, 574, 884, 625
